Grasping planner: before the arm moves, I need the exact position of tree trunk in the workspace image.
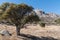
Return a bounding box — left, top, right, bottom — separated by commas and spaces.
16, 25, 20, 36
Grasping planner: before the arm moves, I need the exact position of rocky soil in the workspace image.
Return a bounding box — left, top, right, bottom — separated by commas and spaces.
0, 24, 60, 40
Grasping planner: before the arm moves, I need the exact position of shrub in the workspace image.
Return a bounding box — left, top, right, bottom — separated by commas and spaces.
39, 22, 45, 27
55, 18, 60, 24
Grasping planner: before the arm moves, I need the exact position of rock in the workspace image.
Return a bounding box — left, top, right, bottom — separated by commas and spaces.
0, 29, 11, 36
34, 9, 60, 24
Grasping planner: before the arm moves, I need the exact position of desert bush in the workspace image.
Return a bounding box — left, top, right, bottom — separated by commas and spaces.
39, 22, 45, 27
55, 18, 60, 24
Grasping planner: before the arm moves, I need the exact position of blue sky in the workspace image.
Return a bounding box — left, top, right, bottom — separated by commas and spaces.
0, 0, 60, 14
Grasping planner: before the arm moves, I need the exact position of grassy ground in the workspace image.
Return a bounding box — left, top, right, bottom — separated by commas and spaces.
0, 24, 60, 40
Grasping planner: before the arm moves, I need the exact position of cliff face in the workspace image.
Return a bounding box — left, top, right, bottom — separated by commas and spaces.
34, 9, 60, 23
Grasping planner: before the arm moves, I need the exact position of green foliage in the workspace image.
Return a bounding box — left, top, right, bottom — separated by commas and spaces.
23, 13, 40, 24
0, 2, 41, 35
39, 22, 45, 27
0, 2, 40, 26
55, 18, 60, 24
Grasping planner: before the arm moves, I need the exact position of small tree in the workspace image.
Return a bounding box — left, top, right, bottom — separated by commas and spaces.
0, 3, 40, 35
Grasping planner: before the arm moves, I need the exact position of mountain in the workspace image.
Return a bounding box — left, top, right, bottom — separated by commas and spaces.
33, 9, 60, 23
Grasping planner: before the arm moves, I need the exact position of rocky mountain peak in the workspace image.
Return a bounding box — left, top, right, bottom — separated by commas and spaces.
34, 9, 60, 23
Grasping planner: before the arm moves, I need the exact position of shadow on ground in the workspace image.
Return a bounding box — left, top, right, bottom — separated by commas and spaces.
18, 33, 58, 40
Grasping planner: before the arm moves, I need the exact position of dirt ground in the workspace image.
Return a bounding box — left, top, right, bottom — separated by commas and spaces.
0, 24, 60, 40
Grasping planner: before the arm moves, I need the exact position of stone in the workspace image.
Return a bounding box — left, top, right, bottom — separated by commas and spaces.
0, 29, 11, 36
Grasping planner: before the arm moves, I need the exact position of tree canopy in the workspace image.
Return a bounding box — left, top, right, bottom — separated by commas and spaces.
0, 3, 40, 35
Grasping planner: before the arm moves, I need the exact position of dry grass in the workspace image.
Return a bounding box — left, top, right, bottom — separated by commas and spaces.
0, 24, 60, 40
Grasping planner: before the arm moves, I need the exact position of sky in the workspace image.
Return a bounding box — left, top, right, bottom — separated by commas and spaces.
0, 0, 60, 14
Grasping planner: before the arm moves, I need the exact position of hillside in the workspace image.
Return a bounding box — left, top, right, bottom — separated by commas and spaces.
33, 9, 60, 23
0, 24, 60, 40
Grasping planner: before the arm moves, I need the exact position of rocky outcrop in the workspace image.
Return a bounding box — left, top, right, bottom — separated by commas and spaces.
34, 9, 60, 24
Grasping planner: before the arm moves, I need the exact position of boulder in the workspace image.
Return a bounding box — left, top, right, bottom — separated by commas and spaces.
0, 29, 11, 36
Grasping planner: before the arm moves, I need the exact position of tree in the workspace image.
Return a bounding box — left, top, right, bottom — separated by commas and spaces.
0, 3, 40, 35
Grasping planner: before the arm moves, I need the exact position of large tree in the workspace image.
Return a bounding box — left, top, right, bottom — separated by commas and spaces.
0, 3, 40, 35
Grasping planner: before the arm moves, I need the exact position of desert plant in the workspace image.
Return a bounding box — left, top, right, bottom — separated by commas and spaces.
0, 3, 40, 36
39, 22, 45, 27
55, 18, 60, 24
